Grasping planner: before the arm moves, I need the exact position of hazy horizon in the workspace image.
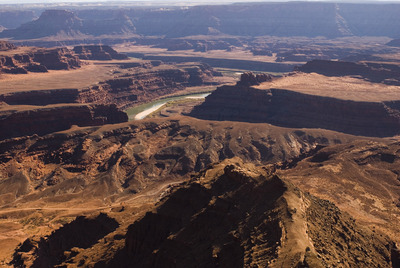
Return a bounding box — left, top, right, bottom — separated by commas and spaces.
1, 0, 400, 4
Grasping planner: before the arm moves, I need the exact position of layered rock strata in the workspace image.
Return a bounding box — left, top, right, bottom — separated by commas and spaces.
298, 60, 400, 85
0, 47, 81, 74
0, 104, 127, 140
73, 45, 128, 60
0, 63, 218, 109
190, 80, 400, 137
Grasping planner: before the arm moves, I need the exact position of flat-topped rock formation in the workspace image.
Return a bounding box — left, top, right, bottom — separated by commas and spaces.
0, 62, 220, 109
0, 103, 127, 140
0, 47, 81, 74
73, 45, 128, 60
297, 60, 400, 86
190, 73, 400, 137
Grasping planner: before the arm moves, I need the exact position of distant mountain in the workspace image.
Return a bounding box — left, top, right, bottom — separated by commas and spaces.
2, 2, 400, 40
0, 9, 136, 40
132, 2, 400, 38
387, 38, 400, 47
0, 10, 37, 29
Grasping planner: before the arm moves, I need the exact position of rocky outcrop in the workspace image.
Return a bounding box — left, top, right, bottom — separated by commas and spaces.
190, 79, 400, 137
0, 41, 16, 51
31, 48, 81, 70
236, 72, 272, 86
120, 160, 396, 267
0, 47, 81, 74
12, 213, 119, 268
0, 104, 128, 140
297, 60, 400, 85
73, 45, 128, 60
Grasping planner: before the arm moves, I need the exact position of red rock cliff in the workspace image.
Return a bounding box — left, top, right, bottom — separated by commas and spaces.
190, 82, 400, 137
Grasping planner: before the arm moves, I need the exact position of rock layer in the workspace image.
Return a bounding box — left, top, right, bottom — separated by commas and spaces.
0, 47, 81, 74
0, 63, 219, 109
298, 60, 400, 85
73, 45, 128, 60
0, 104, 128, 140
190, 82, 400, 137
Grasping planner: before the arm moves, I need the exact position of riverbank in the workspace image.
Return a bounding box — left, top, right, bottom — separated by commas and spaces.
125, 92, 211, 120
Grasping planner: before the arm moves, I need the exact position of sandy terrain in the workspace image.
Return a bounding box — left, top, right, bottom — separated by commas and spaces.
0, 63, 118, 93
257, 72, 400, 102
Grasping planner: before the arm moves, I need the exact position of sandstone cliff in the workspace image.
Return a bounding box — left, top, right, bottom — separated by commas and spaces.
297, 60, 400, 85
190, 77, 400, 137
0, 104, 127, 140
12, 213, 119, 268
0, 63, 218, 109
0, 47, 81, 74
73, 45, 128, 60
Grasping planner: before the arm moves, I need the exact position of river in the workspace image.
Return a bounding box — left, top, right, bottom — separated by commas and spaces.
125, 93, 210, 120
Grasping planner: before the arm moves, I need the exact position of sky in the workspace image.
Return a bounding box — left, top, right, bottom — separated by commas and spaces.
0, 0, 399, 4
1, 0, 399, 3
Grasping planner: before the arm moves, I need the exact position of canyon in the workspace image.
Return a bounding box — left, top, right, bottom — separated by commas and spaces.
190, 72, 400, 137
0, 1, 400, 267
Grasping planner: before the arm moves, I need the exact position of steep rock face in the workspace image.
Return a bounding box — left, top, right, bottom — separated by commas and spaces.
0, 89, 80, 106
73, 45, 128, 60
12, 213, 119, 268
0, 62, 217, 109
120, 160, 396, 267
77, 64, 217, 109
31, 48, 81, 70
0, 47, 81, 74
298, 60, 400, 85
0, 104, 128, 140
82, 13, 136, 36
190, 83, 400, 137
